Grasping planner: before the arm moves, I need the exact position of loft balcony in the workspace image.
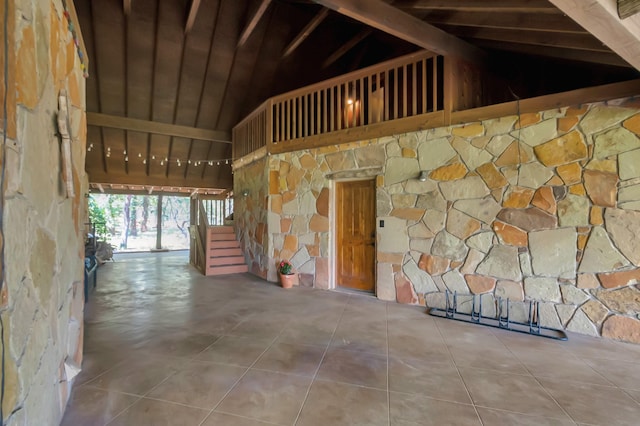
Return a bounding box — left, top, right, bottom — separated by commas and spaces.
233, 50, 456, 160
232, 50, 640, 164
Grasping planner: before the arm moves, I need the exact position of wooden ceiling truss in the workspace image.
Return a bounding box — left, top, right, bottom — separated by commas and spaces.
77, 0, 640, 192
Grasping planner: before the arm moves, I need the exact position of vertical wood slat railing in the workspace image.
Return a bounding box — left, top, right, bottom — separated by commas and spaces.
232, 50, 444, 159
189, 199, 210, 274
201, 198, 234, 226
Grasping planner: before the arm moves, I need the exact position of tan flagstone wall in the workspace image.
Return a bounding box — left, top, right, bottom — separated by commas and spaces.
234, 98, 640, 343
234, 157, 270, 279
1, 0, 88, 423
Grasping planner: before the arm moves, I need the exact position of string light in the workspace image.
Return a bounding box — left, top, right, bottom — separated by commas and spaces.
86, 147, 235, 167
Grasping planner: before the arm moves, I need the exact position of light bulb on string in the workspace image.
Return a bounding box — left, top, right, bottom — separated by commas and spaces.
138, 153, 142, 157
125, 156, 129, 161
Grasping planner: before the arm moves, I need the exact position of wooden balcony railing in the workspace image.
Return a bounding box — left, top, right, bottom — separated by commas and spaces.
233, 50, 453, 159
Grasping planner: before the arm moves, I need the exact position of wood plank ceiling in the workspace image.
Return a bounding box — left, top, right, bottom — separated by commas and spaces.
77, 0, 640, 192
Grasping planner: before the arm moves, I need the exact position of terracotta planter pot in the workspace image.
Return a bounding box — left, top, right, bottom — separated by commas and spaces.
279, 272, 298, 288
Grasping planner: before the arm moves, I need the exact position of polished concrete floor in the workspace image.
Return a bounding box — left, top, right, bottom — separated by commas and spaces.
62, 251, 640, 425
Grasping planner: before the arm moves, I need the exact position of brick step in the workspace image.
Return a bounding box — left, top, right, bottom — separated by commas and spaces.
210, 247, 242, 257
209, 233, 236, 241
209, 240, 240, 249
208, 256, 246, 266
208, 226, 234, 234
206, 264, 249, 276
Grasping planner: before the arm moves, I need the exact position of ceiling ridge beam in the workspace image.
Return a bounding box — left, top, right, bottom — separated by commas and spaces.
87, 113, 232, 143
312, 0, 486, 63
283, 8, 330, 58
237, 0, 272, 48
548, 0, 640, 70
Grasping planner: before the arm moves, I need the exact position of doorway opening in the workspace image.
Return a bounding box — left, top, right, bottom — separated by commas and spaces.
335, 179, 376, 293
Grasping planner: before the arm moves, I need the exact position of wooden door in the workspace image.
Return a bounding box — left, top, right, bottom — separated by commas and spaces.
336, 180, 376, 292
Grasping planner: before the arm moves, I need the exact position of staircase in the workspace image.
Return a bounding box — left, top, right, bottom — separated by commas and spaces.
206, 226, 249, 276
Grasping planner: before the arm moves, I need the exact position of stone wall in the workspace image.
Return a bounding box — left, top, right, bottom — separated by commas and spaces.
1, 0, 87, 424
235, 97, 640, 344
234, 157, 270, 279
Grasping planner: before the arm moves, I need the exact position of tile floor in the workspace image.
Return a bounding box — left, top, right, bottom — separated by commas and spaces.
62, 251, 640, 425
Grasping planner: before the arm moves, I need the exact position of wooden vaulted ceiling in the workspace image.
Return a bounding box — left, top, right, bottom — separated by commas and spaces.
78, 0, 640, 192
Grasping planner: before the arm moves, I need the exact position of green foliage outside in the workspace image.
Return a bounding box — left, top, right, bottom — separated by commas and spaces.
88, 194, 191, 251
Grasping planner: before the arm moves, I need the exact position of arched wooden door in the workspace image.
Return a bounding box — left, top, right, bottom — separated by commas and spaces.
336, 180, 376, 292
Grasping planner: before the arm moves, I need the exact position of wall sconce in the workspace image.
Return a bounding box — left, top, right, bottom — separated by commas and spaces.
418, 171, 428, 182
242, 189, 249, 197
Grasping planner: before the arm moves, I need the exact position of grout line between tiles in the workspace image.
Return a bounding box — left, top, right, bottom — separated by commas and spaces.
197, 329, 284, 426
496, 333, 577, 424
433, 314, 485, 426
291, 293, 351, 425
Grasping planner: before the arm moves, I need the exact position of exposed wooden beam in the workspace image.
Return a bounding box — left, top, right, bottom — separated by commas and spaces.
619, 0, 640, 19
123, 0, 131, 15
283, 8, 330, 58
441, 25, 611, 53
87, 113, 232, 143
322, 29, 372, 68
88, 173, 233, 189
548, 0, 640, 70
312, 0, 486, 62
397, 0, 560, 14
451, 79, 640, 124
90, 185, 221, 197
185, 0, 202, 34
474, 39, 631, 67
237, 0, 272, 48
424, 11, 589, 34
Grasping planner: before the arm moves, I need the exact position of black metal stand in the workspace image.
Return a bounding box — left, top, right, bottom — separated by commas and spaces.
428, 291, 568, 341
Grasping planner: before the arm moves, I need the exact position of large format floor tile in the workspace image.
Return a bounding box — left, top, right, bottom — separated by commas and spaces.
538, 377, 640, 426
215, 369, 312, 425
61, 252, 640, 425
296, 380, 388, 426
146, 361, 247, 409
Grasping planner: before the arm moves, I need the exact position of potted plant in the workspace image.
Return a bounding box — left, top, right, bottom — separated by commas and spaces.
278, 260, 298, 288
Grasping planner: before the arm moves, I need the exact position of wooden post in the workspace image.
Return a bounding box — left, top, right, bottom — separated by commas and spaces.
156, 194, 163, 250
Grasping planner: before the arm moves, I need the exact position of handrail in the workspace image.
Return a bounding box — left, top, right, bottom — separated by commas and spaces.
270, 50, 437, 103
232, 49, 443, 159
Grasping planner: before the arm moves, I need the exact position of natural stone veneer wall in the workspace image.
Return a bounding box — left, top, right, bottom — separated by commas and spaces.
234, 157, 270, 278
1, 0, 87, 424
234, 97, 640, 344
